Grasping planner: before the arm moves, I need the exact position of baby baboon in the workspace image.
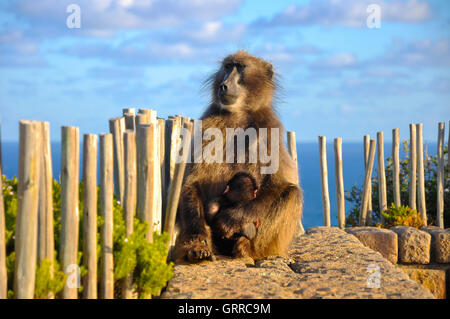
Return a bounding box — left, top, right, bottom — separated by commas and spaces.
206, 172, 259, 257
174, 51, 303, 262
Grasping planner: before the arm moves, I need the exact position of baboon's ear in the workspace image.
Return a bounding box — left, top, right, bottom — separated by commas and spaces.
266, 62, 274, 79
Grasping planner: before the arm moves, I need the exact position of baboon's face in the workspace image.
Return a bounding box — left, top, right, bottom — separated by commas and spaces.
218, 61, 246, 107
224, 174, 258, 204
214, 51, 274, 112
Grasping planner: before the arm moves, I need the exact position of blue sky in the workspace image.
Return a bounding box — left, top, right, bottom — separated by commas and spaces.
0, 0, 449, 142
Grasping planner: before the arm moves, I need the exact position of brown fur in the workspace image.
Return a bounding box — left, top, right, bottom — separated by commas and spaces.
173, 51, 303, 262
206, 172, 259, 257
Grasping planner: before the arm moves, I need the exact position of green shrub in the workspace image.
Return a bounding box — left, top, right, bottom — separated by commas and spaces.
34, 259, 67, 299
381, 203, 424, 228
345, 142, 449, 228
1, 175, 173, 298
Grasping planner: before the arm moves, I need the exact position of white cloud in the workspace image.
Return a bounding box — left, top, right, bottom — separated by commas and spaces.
311, 53, 358, 69
0, 30, 46, 67
378, 38, 450, 67
253, 0, 432, 28
10, 0, 243, 33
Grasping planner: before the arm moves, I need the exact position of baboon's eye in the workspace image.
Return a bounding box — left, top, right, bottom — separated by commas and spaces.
224, 63, 233, 70
236, 63, 245, 72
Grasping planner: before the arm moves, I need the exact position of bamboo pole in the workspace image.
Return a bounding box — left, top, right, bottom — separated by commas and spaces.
0, 120, 5, 299
416, 123, 427, 225
123, 108, 135, 116
164, 122, 192, 247
318, 136, 331, 227
136, 124, 156, 242
363, 135, 373, 214
38, 122, 54, 263
14, 120, 41, 299
82, 134, 97, 299
360, 139, 376, 226
122, 130, 137, 298
109, 117, 125, 204
100, 133, 114, 299
37, 122, 54, 298
287, 131, 298, 173
138, 109, 157, 123
154, 117, 162, 233
437, 122, 445, 228
135, 113, 149, 127
165, 119, 180, 200
60, 126, 80, 299
124, 113, 135, 131
409, 124, 417, 210
377, 132, 387, 225
138, 109, 161, 232
159, 118, 166, 229
287, 131, 304, 234
334, 138, 345, 229
392, 128, 401, 207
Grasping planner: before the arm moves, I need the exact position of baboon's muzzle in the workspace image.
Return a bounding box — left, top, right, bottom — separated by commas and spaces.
218, 67, 240, 105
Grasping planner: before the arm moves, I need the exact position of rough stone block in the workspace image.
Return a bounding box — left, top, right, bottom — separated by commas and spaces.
421, 226, 450, 264
399, 265, 446, 299
162, 227, 434, 299
391, 226, 431, 264
345, 227, 398, 264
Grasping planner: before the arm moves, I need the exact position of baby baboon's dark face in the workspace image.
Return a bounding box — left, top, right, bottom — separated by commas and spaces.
223, 172, 258, 204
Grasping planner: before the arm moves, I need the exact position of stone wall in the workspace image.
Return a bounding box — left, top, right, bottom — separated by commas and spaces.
345, 226, 449, 299
162, 227, 434, 299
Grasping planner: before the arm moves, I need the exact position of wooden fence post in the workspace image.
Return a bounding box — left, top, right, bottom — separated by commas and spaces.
318, 136, 331, 227
136, 113, 149, 127
392, 128, 401, 207
287, 131, 304, 234
60, 126, 80, 299
437, 122, 445, 228
122, 130, 137, 298
123, 108, 135, 116
109, 117, 125, 204
409, 124, 417, 210
363, 135, 373, 215
376, 132, 387, 225
14, 120, 41, 299
82, 134, 98, 299
164, 122, 192, 248
37, 122, 54, 298
100, 133, 114, 299
158, 118, 166, 228
136, 124, 156, 242
164, 119, 180, 203
333, 138, 345, 229
0, 120, 7, 298
154, 118, 162, 233
416, 123, 427, 225
138, 109, 161, 233
124, 113, 135, 131
287, 131, 298, 174
359, 140, 376, 226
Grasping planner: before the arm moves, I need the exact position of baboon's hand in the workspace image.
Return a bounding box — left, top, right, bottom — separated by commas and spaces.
184, 236, 215, 263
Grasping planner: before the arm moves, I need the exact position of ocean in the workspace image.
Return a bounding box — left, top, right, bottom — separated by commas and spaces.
0, 141, 437, 229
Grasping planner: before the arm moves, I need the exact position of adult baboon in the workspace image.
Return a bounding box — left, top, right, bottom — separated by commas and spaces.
173, 51, 303, 262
